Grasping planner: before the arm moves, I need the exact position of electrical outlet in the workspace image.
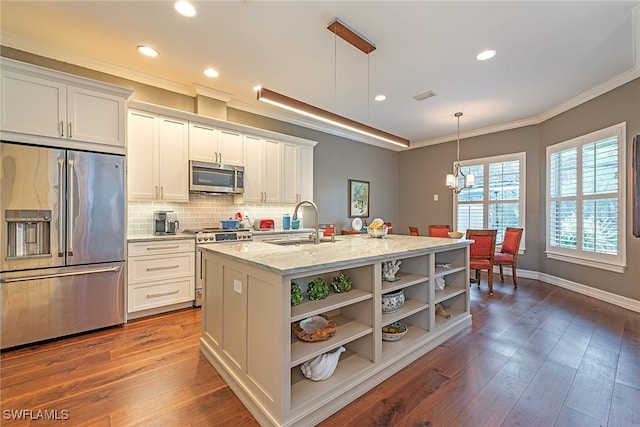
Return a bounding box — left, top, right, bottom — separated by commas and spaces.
434, 194, 439, 201
233, 279, 242, 294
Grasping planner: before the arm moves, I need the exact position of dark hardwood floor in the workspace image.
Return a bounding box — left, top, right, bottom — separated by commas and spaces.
2, 276, 639, 426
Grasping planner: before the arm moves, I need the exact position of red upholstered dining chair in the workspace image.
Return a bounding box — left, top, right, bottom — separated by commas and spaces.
467, 229, 497, 295
409, 226, 420, 236
494, 227, 523, 288
428, 224, 450, 237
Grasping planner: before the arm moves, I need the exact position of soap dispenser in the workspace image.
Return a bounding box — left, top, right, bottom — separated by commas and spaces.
282, 214, 291, 230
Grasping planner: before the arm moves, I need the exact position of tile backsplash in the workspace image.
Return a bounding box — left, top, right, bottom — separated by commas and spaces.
127, 194, 309, 235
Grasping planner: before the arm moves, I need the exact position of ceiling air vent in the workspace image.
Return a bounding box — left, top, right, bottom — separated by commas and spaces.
413, 90, 437, 101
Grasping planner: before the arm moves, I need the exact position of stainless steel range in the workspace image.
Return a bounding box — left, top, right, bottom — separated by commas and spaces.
183, 228, 252, 307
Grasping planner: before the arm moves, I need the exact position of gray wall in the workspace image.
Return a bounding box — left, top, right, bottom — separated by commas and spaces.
398, 125, 542, 273
227, 109, 400, 233
539, 78, 640, 299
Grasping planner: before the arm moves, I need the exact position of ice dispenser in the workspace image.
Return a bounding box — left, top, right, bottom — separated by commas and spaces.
6, 210, 52, 258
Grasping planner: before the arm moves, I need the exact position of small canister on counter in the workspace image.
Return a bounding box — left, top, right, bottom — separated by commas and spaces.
291, 219, 300, 229
282, 214, 291, 230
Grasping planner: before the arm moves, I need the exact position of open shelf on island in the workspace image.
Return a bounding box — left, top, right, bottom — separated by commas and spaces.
291, 289, 372, 322
291, 314, 373, 366
435, 286, 466, 304
291, 348, 374, 411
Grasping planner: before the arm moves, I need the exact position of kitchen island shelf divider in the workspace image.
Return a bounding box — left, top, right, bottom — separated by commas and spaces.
381, 271, 427, 294
381, 298, 429, 326
435, 285, 466, 303
290, 288, 372, 322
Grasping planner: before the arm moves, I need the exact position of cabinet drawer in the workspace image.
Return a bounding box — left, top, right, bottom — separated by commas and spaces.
128, 277, 195, 313
128, 239, 195, 257
128, 252, 195, 284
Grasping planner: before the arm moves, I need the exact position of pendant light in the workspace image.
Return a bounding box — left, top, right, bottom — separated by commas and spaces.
256, 19, 410, 148
446, 112, 474, 194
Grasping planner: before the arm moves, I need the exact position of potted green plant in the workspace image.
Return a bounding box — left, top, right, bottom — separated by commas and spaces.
331, 273, 352, 293
307, 278, 329, 300
291, 281, 303, 306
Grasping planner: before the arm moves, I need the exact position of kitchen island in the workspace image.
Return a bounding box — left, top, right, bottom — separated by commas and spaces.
199, 234, 471, 427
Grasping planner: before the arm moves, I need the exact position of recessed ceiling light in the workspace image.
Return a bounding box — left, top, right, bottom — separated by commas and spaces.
175, 1, 196, 17
204, 68, 219, 78
476, 50, 497, 61
374, 95, 386, 102
137, 45, 158, 57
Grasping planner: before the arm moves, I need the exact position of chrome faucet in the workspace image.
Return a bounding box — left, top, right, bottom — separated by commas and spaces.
293, 200, 319, 244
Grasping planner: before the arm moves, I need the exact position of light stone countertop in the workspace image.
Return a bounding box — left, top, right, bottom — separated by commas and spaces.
199, 234, 470, 276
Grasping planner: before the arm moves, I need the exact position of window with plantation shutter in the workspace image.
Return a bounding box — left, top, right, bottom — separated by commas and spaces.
454, 153, 525, 246
545, 122, 626, 272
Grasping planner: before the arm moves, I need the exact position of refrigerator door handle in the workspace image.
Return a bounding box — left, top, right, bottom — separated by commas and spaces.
67, 159, 75, 257
0, 266, 122, 283
58, 158, 65, 257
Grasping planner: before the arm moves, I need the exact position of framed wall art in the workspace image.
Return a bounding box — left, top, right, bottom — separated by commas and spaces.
348, 179, 369, 218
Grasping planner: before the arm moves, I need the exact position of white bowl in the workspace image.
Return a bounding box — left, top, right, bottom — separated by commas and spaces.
367, 226, 388, 238
382, 322, 408, 341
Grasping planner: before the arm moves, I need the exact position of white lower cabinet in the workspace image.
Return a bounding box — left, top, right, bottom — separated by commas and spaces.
127, 239, 195, 318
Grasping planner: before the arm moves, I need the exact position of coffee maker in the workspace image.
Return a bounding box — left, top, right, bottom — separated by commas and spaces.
154, 211, 179, 235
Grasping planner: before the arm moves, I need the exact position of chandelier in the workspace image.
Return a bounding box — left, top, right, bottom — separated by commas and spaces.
446, 112, 474, 194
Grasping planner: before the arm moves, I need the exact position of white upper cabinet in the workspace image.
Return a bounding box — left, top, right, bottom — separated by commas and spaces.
264, 139, 283, 203
157, 117, 189, 201
1, 71, 66, 138
217, 128, 243, 166
189, 122, 243, 166
282, 142, 314, 203
128, 110, 189, 202
67, 86, 126, 147
1, 59, 131, 153
243, 135, 282, 203
127, 99, 316, 204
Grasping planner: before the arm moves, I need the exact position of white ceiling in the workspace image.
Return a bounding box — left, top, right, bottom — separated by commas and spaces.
2, 1, 639, 150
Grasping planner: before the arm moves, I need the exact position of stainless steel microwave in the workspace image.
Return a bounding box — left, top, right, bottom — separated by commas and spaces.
189, 161, 244, 194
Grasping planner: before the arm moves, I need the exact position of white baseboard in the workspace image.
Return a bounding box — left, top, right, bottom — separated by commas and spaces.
493, 266, 640, 313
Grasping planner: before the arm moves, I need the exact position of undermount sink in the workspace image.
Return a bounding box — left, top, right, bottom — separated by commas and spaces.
264, 237, 336, 246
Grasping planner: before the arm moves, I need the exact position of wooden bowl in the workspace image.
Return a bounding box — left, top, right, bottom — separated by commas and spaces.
292, 314, 337, 342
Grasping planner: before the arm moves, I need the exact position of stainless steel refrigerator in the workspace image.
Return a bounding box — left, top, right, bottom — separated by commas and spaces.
1, 142, 125, 349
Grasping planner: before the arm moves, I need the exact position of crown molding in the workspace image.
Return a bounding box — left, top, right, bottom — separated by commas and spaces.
192, 84, 234, 102
411, 67, 640, 149
537, 67, 640, 123
0, 32, 194, 96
